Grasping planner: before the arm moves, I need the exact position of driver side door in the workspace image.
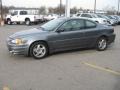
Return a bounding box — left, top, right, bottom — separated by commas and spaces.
49, 19, 86, 51
11, 11, 19, 22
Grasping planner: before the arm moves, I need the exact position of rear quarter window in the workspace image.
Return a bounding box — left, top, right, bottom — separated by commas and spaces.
20, 11, 28, 15
85, 20, 97, 28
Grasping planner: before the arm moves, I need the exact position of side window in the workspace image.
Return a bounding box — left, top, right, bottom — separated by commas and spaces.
77, 14, 80, 16
81, 14, 92, 18
20, 11, 28, 15
71, 20, 85, 30
59, 19, 85, 31
12, 11, 18, 15
85, 20, 96, 28
60, 21, 72, 31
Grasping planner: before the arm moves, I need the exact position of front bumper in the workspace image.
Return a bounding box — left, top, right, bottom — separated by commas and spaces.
7, 43, 29, 55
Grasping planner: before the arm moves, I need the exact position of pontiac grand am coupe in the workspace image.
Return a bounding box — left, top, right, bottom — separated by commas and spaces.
7, 17, 116, 59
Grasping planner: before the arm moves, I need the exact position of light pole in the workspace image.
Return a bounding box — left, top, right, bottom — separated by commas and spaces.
60, 0, 62, 16
94, 0, 96, 13
65, 0, 70, 17
118, 0, 120, 15
0, 0, 3, 20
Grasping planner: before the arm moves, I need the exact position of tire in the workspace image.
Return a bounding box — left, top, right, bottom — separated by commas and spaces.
96, 37, 108, 51
7, 19, 11, 25
95, 21, 99, 23
30, 42, 49, 59
34, 22, 38, 25
25, 19, 31, 26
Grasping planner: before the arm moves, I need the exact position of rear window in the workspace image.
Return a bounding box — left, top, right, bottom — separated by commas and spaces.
81, 14, 92, 18
20, 11, 28, 15
85, 20, 96, 28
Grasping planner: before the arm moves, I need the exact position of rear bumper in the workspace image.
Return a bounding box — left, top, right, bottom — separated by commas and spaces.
108, 34, 116, 44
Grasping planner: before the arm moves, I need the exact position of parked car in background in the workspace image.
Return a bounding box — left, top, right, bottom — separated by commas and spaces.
96, 14, 116, 26
7, 17, 116, 59
110, 15, 120, 24
43, 14, 59, 21
76, 13, 109, 25
6, 10, 43, 25
106, 15, 118, 25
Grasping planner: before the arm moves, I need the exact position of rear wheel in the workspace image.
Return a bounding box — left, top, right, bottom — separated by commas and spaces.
30, 42, 49, 59
96, 37, 108, 51
25, 19, 31, 25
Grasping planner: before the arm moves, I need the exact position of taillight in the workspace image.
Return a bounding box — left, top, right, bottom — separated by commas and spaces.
110, 29, 114, 33
34, 16, 36, 19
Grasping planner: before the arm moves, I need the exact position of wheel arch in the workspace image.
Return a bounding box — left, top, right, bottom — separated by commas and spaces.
95, 21, 99, 23
7, 18, 11, 21
98, 35, 108, 41
28, 40, 49, 56
25, 18, 30, 21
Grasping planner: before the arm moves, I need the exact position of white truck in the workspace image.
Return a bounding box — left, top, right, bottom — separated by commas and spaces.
6, 10, 43, 25
43, 14, 59, 21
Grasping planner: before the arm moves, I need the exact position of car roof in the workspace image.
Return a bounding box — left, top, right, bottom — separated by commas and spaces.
58, 17, 93, 21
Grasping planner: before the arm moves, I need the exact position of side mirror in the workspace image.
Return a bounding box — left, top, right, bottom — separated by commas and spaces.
56, 28, 65, 33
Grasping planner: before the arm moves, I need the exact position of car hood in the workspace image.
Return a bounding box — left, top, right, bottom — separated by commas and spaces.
6, 14, 11, 18
9, 28, 48, 38
92, 18, 106, 21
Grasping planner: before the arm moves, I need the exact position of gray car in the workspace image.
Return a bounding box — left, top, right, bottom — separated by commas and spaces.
7, 18, 116, 59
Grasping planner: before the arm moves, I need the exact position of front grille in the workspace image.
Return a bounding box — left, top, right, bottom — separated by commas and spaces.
7, 37, 14, 45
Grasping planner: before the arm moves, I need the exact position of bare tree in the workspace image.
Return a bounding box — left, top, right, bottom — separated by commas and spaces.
48, 7, 54, 14
70, 7, 78, 14
39, 6, 46, 15
48, 4, 65, 14
103, 5, 117, 15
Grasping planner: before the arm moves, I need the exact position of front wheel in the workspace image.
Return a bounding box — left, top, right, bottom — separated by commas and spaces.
7, 19, 11, 25
30, 42, 49, 59
96, 37, 108, 51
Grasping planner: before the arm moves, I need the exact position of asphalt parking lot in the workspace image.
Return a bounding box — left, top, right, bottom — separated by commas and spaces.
0, 24, 120, 90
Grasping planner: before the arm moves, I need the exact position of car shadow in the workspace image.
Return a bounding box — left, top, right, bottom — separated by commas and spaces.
49, 47, 94, 56
49, 44, 115, 57
114, 76, 120, 90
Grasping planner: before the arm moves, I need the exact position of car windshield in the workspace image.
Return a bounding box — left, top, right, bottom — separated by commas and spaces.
113, 16, 118, 19
38, 19, 64, 31
107, 16, 114, 19
97, 15, 109, 20
103, 15, 110, 20
92, 14, 98, 18
97, 14, 103, 18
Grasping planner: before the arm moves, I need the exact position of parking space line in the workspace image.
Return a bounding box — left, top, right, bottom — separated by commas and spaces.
82, 62, 120, 76
3, 86, 10, 90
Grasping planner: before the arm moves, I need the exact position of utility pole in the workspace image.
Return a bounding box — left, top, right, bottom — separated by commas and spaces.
0, 0, 3, 20
118, 0, 120, 15
94, 0, 96, 13
60, 0, 62, 16
65, 0, 70, 17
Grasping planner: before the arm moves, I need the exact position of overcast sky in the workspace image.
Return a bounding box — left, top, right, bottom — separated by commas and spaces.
2, 0, 118, 10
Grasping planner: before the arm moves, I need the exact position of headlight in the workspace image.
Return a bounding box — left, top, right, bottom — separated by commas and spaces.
11, 38, 27, 45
